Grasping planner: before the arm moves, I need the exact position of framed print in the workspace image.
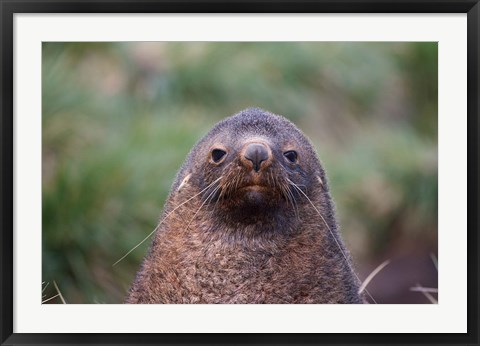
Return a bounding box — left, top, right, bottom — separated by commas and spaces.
1, 1, 479, 345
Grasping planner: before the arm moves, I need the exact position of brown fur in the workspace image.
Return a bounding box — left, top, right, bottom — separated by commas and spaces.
126, 108, 363, 304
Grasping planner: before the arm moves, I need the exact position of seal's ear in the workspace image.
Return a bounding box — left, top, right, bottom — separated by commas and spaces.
317, 175, 324, 190
177, 173, 192, 191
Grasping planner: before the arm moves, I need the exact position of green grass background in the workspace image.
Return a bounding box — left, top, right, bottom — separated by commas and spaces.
42, 42, 438, 303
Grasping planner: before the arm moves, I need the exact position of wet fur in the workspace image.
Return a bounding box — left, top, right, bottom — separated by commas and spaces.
126, 108, 363, 303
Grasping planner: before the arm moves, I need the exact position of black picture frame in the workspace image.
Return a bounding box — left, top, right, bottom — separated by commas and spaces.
1, 1, 478, 345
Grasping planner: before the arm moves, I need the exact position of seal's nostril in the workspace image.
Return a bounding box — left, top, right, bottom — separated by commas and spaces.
244, 143, 270, 172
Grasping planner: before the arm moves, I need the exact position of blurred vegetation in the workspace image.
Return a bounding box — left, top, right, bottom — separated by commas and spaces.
42, 42, 437, 303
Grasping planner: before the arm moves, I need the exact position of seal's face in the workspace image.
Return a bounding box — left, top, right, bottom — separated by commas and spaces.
207, 137, 298, 207
177, 108, 326, 229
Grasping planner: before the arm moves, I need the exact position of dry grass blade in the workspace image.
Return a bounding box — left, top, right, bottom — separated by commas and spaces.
410, 287, 438, 293
42, 294, 60, 304
430, 253, 438, 271
422, 291, 437, 304
412, 283, 437, 304
358, 259, 390, 294
53, 280, 67, 304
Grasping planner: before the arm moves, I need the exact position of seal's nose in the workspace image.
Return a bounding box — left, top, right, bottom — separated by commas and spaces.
243, 143, 271, 172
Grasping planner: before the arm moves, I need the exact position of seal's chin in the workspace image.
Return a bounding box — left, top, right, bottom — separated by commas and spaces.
242, 185, 268, 205
220, 184, 287, 227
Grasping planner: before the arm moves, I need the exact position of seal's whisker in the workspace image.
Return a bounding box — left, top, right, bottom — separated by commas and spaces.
211, 181, 224, 213
201, 181, 221, 203
287, 178, 377, 304
267, 169, 273, 188
221, 174, 230, 199
214, 166, 229, 201
186, 182, 222, 232
236, 174, 242, 191
207, 190, 222, 222
113, 176, 223, 266
195, 184, 222, 227
285, 182, 300, 220
221, 167, 240, 201
202, 161, 237, 203
233, 168, 242, 195
275, 173, 298, 219
279, 175, 296, 215
205, 183, 223, 214
285, 178, 300, 216
280, 183, 291, 210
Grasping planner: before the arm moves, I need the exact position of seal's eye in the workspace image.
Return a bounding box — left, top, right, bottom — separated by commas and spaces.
211, 149, 227, 163
283, 150, 298, 163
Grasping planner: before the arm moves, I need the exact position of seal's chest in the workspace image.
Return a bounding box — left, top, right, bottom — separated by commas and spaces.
174, 245, 313, 303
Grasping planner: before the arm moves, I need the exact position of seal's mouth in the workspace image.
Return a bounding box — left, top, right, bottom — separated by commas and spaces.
240, 185, 269, 192
219, 171, 287, 202
237, 185, 273, 206
205, 161, 292, 209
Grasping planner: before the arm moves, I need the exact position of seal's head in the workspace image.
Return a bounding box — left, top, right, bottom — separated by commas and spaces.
126, 108, 363, 304
169, 108, 330, 235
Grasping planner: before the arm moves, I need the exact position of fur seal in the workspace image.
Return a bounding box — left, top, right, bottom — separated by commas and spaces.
126, 108, 363, 304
